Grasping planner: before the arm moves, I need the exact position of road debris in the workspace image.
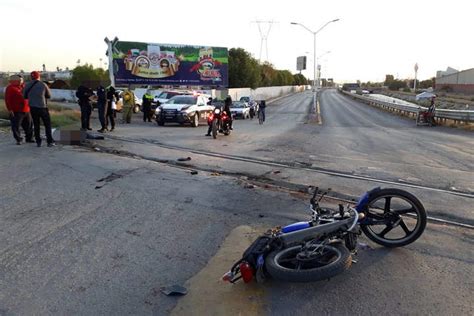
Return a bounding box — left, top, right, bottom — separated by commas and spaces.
161, 285, 188, 296
126, 230, 141, 237
177, 157, 192, 162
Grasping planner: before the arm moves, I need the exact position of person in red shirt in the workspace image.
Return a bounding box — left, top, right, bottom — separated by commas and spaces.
4, 75, 33, 145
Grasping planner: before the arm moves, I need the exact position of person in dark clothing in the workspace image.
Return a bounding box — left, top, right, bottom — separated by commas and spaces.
105, 86, 118, 131
142, 90, 154, 122
5, 75, 33, 145
96, 84, 107, 132
205, 97, 213, 136
76, 83, 94, 131
427, 96, 436, 126
23, 71, 55, 147
258, 100, 266, 122
223, 96, 233, 130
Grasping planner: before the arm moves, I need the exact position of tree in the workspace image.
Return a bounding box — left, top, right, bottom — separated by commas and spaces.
293, 73, 308, 85
260, 62, 277, 87
228, 48, 261, 89
384, 74, 394, 86
70, 64, 110, 89
278, 70, 294, 86
388, 79, 407, 91
419, 77, 435, 89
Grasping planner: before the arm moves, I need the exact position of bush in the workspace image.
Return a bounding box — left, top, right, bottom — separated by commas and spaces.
403, 87, 411, 92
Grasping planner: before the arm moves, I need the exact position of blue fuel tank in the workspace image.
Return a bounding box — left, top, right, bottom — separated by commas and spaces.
282, 221, 311, 233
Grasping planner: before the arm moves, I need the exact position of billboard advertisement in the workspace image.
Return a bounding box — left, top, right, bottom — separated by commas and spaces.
296, 56, 307, 71
111, 41, 228, 87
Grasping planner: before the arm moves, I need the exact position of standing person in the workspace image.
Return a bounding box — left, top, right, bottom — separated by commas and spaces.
4, 75, 33, 145
105, 86, 117, 131
205, 97, 213, 136
122, 87, 135, 124
96, 84, 107, 132
23, 71, 55, 147
223, 96, 233, 130
142, 89, 153, 122
76, 83, 94, 131
258, 100, 266, 123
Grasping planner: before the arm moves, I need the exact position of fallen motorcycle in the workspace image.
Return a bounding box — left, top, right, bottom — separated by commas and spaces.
223, 186, 427, 283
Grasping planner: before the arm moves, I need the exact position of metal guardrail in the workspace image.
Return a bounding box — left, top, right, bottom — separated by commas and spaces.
341, 90, 474, 122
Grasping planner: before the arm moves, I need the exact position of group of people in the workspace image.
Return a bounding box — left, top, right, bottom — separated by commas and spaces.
204, 96, 267, 136
75, 84, 141, 133
4, 71, 55, 147
75, 83, 125, 133
5, 77, 267, 146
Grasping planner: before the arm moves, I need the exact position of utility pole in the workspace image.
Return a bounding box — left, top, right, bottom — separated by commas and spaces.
414, 63, 418, 92
104, 37, 118, 87
252, 20, 277, 63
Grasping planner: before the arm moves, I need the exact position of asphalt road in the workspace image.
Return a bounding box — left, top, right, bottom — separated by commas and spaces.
0, 137, 302, 315
91, 89, 473, 223
0, 89, 472, 315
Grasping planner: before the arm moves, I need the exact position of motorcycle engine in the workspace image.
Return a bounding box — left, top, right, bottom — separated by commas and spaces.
345, 231, 358, 251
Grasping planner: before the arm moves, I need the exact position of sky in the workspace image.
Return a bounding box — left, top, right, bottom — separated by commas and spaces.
1, 0, 473, 83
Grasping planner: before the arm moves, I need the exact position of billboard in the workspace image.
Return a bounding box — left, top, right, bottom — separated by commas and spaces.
296, 56, 307, 71
111, 41, 228, 87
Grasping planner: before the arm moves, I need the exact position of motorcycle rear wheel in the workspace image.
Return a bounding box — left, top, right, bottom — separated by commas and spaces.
360, 188, 427, 247
266, 243, 351, 283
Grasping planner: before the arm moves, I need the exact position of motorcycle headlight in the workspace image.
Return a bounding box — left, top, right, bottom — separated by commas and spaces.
214, 108, 221, 114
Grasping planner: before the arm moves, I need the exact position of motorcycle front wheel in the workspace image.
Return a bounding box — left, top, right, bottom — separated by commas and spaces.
360, 188, 427, 247
212, 120, 218, 139
265, 243, 351, 283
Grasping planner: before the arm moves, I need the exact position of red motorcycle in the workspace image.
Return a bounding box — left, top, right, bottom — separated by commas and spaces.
208, 107, 232, 139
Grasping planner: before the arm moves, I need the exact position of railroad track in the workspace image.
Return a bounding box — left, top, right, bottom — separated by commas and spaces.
87, 134, 474, 229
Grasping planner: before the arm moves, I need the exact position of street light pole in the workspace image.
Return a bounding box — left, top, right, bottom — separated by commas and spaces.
316, 51, 331, 88
313, 32, 316, 92
291, 19, 339, 108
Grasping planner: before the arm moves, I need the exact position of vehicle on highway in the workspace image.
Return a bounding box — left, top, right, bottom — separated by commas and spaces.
155, 94, 213, 127
154, 90, 189, 107
207, 105, 232, 139
230, 101, 250, 119
223, 186, 427, 284
239, 96, 252, 103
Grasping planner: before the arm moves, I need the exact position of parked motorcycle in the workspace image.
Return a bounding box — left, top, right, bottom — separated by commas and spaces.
223, 186, 427, 283
208, 106, 232, 139
416, 106, 436, 126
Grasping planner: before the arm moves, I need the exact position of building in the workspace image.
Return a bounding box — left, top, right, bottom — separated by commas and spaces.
435, 67, 474, 94
436, 67, 458, 78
